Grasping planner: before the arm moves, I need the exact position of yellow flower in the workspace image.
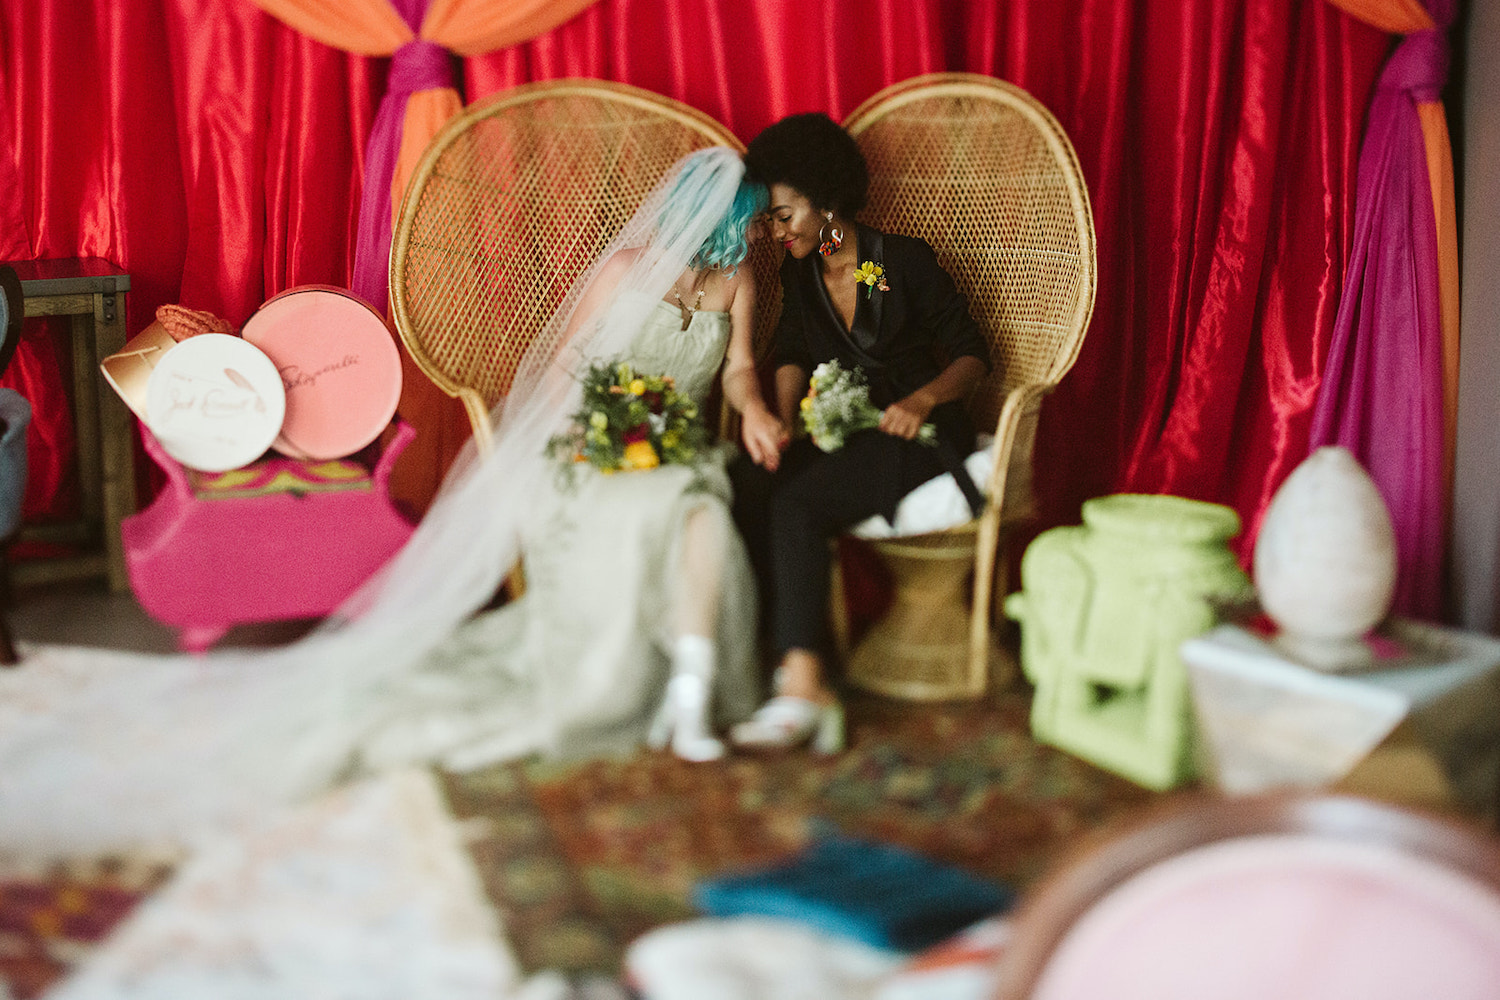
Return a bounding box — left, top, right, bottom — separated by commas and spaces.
589, 411, 609, 430
628, 378, 647, 396
855, 261, 888, 298
623, 440, 660, 469
800, 396, 813, 412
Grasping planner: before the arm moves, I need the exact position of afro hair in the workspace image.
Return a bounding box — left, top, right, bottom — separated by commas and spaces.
746, 112, 869, 218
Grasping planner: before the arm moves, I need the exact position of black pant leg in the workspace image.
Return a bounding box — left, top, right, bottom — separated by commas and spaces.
729, 452, 773, 630
769, 433, 941, 658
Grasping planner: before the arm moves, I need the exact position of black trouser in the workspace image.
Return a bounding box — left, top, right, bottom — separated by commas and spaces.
730, 431, 948, 662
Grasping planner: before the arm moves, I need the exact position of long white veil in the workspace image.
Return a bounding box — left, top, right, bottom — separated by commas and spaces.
0, 147, 750, 857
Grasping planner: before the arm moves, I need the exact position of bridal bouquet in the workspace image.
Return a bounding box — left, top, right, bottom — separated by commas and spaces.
547, 359, 709, 474
800, 359, 936, 453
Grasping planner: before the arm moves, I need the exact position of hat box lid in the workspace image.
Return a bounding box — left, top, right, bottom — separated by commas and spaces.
144, 333, 286, 472
241, 286, 401, 461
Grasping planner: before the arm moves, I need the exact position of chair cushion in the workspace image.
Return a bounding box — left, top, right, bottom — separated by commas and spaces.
850, 442, 995, 539
188, 455, 372, 499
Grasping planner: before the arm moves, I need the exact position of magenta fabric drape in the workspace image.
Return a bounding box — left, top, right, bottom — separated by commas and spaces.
1308, 3, 1455, 619
350, 0, 453, 311
2, 0, 1389, 564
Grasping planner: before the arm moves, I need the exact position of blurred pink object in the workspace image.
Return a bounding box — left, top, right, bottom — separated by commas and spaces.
122, 420, 416, 653
998, 794, 1500, 1000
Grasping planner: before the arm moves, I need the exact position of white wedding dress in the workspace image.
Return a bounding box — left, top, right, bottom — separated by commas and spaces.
0, 148, 757, 858
0, 300, 761, 854
358, 296, 760, 769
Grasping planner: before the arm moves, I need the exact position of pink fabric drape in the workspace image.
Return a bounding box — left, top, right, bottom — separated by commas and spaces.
1308, 0, 1456, 619
251, 0, 600, 312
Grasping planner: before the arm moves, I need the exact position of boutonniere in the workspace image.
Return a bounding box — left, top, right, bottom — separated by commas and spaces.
854, 261, 890, 298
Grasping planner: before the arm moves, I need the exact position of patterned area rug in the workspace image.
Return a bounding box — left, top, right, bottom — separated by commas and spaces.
0, 857, 174, 999
0, 691, 1153, 995
441, 691, 1153, 975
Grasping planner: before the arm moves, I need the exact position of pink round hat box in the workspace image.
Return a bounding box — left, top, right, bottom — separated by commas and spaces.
241, 286, 402, 461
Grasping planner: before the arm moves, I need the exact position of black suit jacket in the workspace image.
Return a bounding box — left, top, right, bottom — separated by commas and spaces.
771, 223, 991, 452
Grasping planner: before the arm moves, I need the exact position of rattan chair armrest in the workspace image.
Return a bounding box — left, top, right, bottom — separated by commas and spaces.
981, 382, 1051, 521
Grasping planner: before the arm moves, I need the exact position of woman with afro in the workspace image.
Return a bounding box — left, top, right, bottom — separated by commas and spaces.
730, 112, 991, 751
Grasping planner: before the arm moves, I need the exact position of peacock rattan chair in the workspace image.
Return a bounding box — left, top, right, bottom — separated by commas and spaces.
390, 79, 781, 455
835, 73, 1097, 701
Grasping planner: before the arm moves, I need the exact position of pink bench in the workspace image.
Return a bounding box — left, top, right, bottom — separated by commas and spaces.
123, 421, 416, 653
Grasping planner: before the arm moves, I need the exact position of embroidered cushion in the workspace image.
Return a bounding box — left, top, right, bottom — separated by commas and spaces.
189, 455, 371, 499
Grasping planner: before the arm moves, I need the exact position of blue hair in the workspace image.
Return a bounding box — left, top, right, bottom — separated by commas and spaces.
656, 151, 768, 276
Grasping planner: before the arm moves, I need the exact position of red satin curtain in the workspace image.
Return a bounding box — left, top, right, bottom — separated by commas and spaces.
2, 0, 1389, 560
469, 0, 1390, 556
0, 0, 377, 522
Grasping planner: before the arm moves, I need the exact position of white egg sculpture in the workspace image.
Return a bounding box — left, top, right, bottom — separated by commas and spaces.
1253, 446, 1397, 671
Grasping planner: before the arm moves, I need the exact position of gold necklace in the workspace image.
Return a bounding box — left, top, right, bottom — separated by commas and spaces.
672, 288, 705, 331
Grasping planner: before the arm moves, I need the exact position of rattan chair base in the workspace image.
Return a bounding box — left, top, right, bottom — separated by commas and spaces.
837, 73, 1096, 701
843, 522, 1019, 701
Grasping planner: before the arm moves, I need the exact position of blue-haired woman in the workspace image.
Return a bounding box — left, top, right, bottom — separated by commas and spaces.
353, 148, 775, 766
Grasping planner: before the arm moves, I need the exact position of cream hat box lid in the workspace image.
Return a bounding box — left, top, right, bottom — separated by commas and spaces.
143, 333, 287, 472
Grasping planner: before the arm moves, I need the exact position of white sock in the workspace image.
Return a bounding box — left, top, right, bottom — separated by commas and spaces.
671, 634, 715, 683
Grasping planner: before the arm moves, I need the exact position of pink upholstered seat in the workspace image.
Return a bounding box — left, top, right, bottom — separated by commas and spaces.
995, 794, 1500, 1000
122, 421, 416, 653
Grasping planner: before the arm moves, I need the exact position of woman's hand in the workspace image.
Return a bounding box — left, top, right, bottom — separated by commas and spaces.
741, 405, 789, 470
879, 390, 936, 440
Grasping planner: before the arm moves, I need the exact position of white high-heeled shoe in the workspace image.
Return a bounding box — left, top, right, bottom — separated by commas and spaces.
647, 672, 726, 762
729, 693, 844, 754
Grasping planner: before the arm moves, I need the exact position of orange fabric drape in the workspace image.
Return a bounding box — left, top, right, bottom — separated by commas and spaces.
248, 0, 411, 52
1323, 0, 1459, 550
1323, 0, 1433, 33
422, 0, 598, 56
1419, 101, 1460, 505
251, 0, 599, 240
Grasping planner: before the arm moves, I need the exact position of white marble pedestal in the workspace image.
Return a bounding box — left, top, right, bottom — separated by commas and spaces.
1182, 620, 1500, 817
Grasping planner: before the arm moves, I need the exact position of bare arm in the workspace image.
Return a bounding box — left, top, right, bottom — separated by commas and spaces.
558, 249, 638, 343
720, 269, 788, 470
877, 354, 987, 440
774, 362, 810, 430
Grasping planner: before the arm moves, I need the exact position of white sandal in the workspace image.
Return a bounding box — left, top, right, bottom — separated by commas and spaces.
729, 694, 845, 754
647, 673, 726, 762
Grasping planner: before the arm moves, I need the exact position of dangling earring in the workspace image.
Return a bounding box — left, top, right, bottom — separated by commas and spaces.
817, 211, 843, 257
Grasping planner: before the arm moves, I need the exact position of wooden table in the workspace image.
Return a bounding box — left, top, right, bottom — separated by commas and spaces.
4, 258, 135, 592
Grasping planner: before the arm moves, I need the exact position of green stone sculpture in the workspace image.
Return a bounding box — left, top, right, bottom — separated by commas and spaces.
1004, 494, 1253, 790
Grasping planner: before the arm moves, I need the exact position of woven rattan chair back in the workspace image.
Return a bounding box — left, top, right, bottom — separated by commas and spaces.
835, 74, 1097, 700
845, 73, 1095, 466
390, 79, 777, 452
